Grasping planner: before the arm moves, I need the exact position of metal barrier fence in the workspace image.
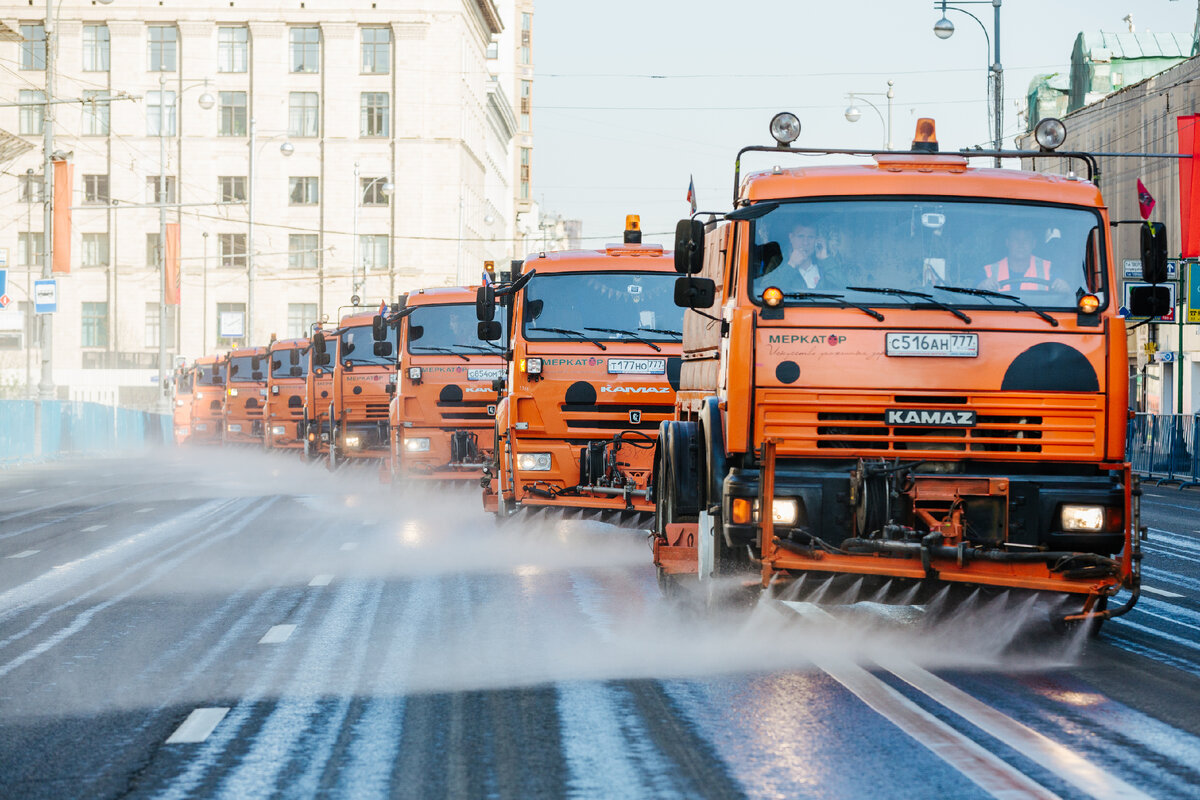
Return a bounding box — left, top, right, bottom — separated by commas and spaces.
1128, 413, 1200, 486
0, 400, 172, 467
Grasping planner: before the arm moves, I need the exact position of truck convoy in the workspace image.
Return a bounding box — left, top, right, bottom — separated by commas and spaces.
477, 217, 684, 523
264, 337, 310, 451
652, 114, 1155, 626
383, 287, 506, 481
222, 346, 269, 445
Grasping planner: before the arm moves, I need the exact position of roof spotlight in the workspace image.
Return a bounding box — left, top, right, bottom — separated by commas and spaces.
1034, 117, 1067, 151
769, 112, 801, 147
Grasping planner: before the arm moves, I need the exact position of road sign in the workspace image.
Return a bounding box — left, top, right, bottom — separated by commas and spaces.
0, 268, 8, 309
1154, 352, 1177, 363
1125, 281, 1175, 321
33, 279, 56, 314
1167, 259, 1182, 280
1124, 259, 1142, 278
1190, 262, 1200, 324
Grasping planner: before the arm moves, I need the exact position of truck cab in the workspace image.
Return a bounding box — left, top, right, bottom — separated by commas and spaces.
479, 217, 683, 522
222, 346, 269, 445
172, 363, 194, 444
265, 337, 310, 451
387, 287, 506, 480
653, 116, 1151, 625
189, 355, 225, 444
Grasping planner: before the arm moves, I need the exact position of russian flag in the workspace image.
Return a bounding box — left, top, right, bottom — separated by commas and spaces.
482, 270, 494, 287
686, 175, 697, 215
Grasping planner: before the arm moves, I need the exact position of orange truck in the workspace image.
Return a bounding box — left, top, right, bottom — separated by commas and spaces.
653, 115, 1158, 626
222, 345, 269, 445
264, 337, 310, 451
189, 355, 225, 444
302, 322, 337, 461
310, 308, 397, 468
382, 287, 505, 481
172, 362, 194, 444
477, 217, 684, 523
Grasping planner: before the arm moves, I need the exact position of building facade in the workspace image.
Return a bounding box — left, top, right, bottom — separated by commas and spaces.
0, 0, 529, 406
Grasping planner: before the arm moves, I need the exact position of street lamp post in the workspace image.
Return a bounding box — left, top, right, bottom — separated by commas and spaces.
247, 118, 294, 338
934, 0, 1002, 166
844, 80, 895, 150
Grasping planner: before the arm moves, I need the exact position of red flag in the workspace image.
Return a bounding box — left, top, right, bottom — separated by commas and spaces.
1177, 115, 1200, 257
51, 160, 72, 274
164, 222, 180, 305
1137, 178, 1156, 220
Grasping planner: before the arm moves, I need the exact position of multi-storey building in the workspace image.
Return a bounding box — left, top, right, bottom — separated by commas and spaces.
0, 1, 528, 406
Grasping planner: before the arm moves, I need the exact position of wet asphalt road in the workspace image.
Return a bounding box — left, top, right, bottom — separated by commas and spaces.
1, 449, 1199, 799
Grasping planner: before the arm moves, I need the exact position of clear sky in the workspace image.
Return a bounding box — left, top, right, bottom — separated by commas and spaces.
532, 0, 1198, 247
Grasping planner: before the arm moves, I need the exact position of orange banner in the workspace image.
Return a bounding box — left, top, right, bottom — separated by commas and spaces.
51, 160, 72, 273
165, 222, 181, 305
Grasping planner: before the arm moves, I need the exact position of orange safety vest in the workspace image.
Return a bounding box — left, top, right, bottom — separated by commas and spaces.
984, 257, 1051, 291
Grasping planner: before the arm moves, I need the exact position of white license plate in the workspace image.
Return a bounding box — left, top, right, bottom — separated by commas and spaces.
468, 368, 505, 381
607, 358, 666, 374
885, 332, 978, 358
227, 424, 242, 433
194, 423, 207, 431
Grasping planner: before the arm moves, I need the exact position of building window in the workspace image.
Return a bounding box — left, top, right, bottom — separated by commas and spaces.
145, 303, 177, 348
520, 80, 531, 132
146, 233, 160, 267
359, 234, 389, 271
360, 93, 389, 137
288, 92, 319, 137
520, 13, 532, 65
81, 233, 109, 268
218, 91, 248, 136
83, 25, 110, 72
82, 302, 109, 348
287, 303, 318, 339
520, 147, 531, 200
146, 176, 177, 204
218, 26, 248, 73
19, 91, 45, 135
290, 27, 320, 73
288, 234, 318, 270
83, 175, 109, 205
288, 177, 319, 206
219, 176, 246, 202
219, 233, 247, 269
148, 25, 177, 72
361, 27, 390, 74
18, 233, 44, 266
19, 173, 44, 203
216, 302, 246, 347
485, 42, 498, 59
83, 90, 110, 136
20, 24, 45, 70
360, 177, 390, 206
147, 90, 176, 136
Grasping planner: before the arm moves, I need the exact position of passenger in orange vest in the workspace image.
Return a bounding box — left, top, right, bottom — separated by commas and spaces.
979, 227, 1070, 293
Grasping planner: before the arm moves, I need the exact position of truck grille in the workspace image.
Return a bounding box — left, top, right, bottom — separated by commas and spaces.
436, 399, 493, 423
560, 402, 673, 432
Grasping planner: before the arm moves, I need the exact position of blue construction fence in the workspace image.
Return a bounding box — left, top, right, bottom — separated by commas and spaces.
0, 400, 172, 467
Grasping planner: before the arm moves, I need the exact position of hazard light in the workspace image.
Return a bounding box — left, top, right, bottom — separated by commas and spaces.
1078, 293, 1100, 314
763, 287, 784, 307
624, 214, 642, 244
911, 118, 938, 153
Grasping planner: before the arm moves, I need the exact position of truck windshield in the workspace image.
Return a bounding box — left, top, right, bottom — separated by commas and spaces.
229, 355, 265, 383
197, 364, 225, 386
175, 372, 193, 393
271, 349, 309, 379
340, 324, 395, 367
408, 303, 505, 354
748, 199, 1106, 310
523, 272, 682, 342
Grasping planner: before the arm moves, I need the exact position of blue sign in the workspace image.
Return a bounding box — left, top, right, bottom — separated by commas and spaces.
34, 279, 57, 314
1190, 263, 1200, 324
0, 268, 8, 309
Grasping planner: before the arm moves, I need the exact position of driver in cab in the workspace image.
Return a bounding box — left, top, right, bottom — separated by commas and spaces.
979, 227, 1070, 293
760, 221, 842, 291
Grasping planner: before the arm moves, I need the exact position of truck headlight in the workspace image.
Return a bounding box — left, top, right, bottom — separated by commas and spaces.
228, 388, 238, 396
405, 437, 430, 452
1060, 504, 1105, 532
517, 452, 552, 471
408, 366, 422, 380
772, 498, 799, 526
344, 434, 362, 449
271, 425, 286, 436
520, 357, 543, 375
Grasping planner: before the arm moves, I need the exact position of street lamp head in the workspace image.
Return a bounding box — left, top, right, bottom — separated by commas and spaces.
279, 141, 295, 157
197, 91, 215, 110
844, 105, 862, 123
933, 16, 955, 39
381, 181, 395, 197
97, 0, 114, 4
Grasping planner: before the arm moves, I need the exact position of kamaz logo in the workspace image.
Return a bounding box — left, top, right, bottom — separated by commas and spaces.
629, 410, 642, 424
886, 409, 977, 427
464, 387, 493, 393
599, 386, 670, 393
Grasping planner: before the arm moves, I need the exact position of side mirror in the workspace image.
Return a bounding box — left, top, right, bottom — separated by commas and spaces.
373, 341, 394, 357
272, 359, 282, 370
525, 297, 544, 321
371, 314, 387, 341
1128, 284, 1172, 318
289, 366, 303, 377
478, 320, 502, 341
251, 355, 262, 371
1141, 221, 1168, 284
289, 349, 300, 366
476, 286, 496, 321
314, 352, 331, 367
230, 363, 239, 376
251, 371, 263, 381
313, 331, 327, 355
674, 219, 705, 274
675, 276, 716, 309
409, 324, 424, 342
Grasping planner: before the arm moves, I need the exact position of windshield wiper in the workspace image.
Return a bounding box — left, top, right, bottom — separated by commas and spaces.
779, 292, 885, 322
845, 286, 971, 323
531, 327, 608, 350
930, 285, 1058, 327
409, 345, 471, 361
451, 343, 504, 354
639, 327, 682, 338
585, 327, 663, 351
342, 357, 393, 366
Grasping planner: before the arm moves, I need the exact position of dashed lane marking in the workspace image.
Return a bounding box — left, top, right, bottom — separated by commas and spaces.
17, 489, 34, 494
81, 525, 106, 533
6, 550, 39, 559
309, 574, 333, 587
258, 624, 296, 644
339, 542, 358, 551
1142, 586, 1186, 599
165, 707, 230, 744
135, 508, 153, 513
